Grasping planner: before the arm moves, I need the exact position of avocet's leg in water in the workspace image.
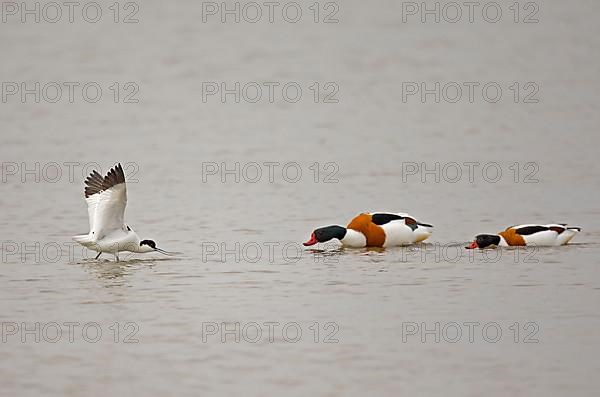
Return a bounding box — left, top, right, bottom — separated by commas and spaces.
115, 253, 119, 262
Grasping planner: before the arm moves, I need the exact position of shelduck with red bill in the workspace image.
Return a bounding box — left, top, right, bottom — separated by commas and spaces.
466, 224, 581, 249
303, 212, 433, 248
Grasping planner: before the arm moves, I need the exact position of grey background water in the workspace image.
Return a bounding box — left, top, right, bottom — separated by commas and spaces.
1, 0, 600, 395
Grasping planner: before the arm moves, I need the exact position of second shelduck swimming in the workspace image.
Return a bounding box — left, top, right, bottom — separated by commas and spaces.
466, 224, 581, 249
303, 212, 433, 248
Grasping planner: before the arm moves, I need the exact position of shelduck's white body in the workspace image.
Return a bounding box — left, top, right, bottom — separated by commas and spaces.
338, 229, 367, 247
377, 213, 433, 247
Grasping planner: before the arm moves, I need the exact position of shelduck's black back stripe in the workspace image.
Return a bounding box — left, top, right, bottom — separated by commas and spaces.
371, 213, 404, 225
515, 226, 550, 235
371, 213, 433, 229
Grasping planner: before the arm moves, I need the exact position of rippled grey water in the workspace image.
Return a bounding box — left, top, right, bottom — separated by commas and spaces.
1, 0, 600, 396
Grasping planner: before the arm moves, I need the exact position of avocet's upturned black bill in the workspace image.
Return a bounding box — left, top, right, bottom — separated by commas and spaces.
72, 163, 178, 261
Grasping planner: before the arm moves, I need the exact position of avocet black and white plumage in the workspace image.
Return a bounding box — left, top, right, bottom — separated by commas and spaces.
72, 163, 176, 261
466, 224, 581, 249
303, 212, 433, 248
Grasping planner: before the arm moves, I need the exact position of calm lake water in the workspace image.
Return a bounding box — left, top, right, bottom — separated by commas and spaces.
1, 0, 600, 396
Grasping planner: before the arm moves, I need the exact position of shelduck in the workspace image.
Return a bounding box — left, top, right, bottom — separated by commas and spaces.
303, 212, 433, 248
466, 224, 581, 249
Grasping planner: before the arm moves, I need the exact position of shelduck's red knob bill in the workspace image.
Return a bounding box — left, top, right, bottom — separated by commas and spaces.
303, 233, 318, 246
466, 241, 478, 249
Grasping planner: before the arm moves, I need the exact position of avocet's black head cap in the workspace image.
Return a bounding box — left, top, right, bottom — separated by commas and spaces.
140, 240, 156, 249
